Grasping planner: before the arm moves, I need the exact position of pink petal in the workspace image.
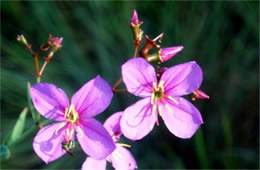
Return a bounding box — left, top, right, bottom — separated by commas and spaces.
160, 61, 203, 97
30, 83, 69, 121
120, 98, 157, 140
104, 112, 123, 141
33, 123, 66, 163
107, 145, 137, 170
71, 75, 113, 118
122, 58, 157, 97
131, 9, 140, 25
160, 97, 203, 138
82, 157, 107, 170
160, 46, 184, 62
77, 118, 116, 160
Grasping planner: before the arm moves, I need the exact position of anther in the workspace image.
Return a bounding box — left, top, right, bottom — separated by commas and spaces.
116, 143, 131, 148
55, 122, 66, 135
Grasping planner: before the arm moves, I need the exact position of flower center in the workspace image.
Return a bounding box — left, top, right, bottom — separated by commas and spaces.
151, 81, 165, 105
64, 104, 79, 123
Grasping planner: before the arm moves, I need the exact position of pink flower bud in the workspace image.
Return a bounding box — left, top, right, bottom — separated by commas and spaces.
159, 46, 184, 62
131, 9, 140, 25
191, 89, 210, 101
48, 35, 63, 48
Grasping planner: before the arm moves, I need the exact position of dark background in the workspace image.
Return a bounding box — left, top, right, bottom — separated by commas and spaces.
1, 1, 259, 169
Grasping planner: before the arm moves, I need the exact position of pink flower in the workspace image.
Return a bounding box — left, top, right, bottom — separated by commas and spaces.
48, 34, 63, 48
159, 46, 184, 62
120, 58, 204, 140
82, 112, 137, 170
30, 76, 115, 163
131, 9, 140, 26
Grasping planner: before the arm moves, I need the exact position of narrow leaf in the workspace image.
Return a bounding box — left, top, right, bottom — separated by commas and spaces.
9, 107, 28, 145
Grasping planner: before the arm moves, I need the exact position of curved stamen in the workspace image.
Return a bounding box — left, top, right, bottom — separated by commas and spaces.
77, 126, 84, 138
116, 143, 131, 148
168, 95, 179, 104
158, 81, 165, 92
55, 122, 67, 135
158, 105, 163, 116
152, 104, 157, 117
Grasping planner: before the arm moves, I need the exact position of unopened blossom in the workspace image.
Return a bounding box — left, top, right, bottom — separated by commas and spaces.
82, 112, 137, 170
17, 34, 28, 45
159, 46, 184, 62
48, 34, 63, 48
191, 89, 209, 101
121, 58, 204, 140
30, 76, 115, 163
131, 9, 140, 26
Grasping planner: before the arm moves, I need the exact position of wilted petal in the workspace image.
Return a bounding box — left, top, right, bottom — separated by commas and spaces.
71, 76, 113, 118
30, 83, 69, 121
107, 145, 137, 170
160, 97, 203, 138
122, 58, 157, 97
77, 118, 115, 160
120, 98, 157, 140
104, 112, 123, 139
160, 61, 203, 97
33, 123, 66, 163
82, 157, 106, 170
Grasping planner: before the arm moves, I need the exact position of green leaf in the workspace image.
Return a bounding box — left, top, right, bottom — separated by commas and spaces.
9, 107, 28, 145
0, 145, 11, 160
27, 82, 40, 123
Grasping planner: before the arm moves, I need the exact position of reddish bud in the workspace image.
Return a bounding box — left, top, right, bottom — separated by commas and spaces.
159, 46, 184, 62
191, 89, 210, 101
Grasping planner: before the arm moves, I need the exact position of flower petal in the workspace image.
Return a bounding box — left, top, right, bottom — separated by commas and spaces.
30, 83, 69, 121
160, 61, 203, 97
30, 83, 70, 121
82, 157, 107, 170
77, 118, 116, 160
120, 98, 157, 140
107, 145, 137, 170
104, 112, 123, 138
160, 97, 203, 138
33, 123, 66, 163
122, 58, 157, 97
71, 75, 113, 118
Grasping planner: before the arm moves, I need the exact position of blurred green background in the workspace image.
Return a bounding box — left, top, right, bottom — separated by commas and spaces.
1, 1, 259, 169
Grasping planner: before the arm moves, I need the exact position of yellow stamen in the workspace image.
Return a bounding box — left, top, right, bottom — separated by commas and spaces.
158, 81, 165, 92
55, 122, 66, 135
153, 82, 158, 91
64, 108, 68, 118
116, 143, 131, 148
69, 129, 75, 139
66, 128, 70, 137
168, 96, 179, 104
151, 93, 155, 105
165, 104, 173, 114
158, 105, 163, 116
152, 104, 157, 117
77, 126, 84, 138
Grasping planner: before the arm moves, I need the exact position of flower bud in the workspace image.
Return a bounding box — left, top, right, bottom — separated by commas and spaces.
130, 9, 143, 43
131, 9, 140, 26
191, 89, 210, 101
159, 46, 184, 62
48, 34, 63, 48
17, 34, 28, 46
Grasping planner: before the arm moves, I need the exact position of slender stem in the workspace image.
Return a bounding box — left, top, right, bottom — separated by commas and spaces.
113, 77, 123, 92
133, 45, 139, 58
39, 61, 48, 76
113, 89, 128, 94
33, 54, 40, 78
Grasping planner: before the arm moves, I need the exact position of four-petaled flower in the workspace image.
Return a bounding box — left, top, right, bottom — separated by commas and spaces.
30, 76, 115, 163
120, 58, 204, 140
82, 112, 137, 170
